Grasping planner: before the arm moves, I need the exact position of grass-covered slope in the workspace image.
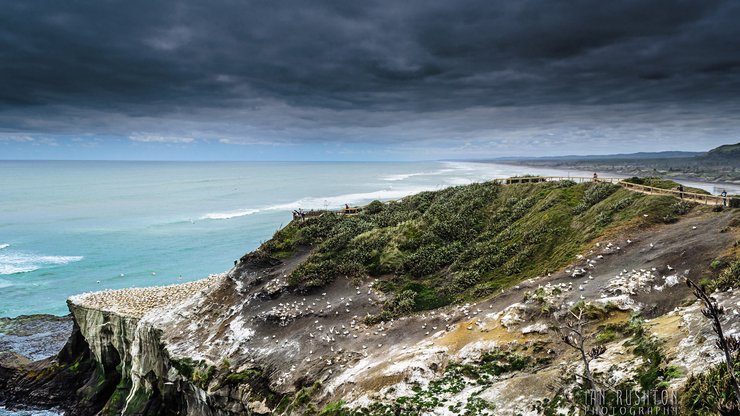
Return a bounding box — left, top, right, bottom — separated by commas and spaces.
260, 180, 694, 315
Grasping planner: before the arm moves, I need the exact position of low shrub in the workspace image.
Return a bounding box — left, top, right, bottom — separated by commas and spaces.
704, 260, 740, 293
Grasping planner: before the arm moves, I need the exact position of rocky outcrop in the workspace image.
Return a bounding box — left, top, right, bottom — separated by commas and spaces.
0, 314, 72, 361
0, 319, 100, 414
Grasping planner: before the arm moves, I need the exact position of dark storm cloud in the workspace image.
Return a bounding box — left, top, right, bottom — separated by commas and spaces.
1, 0, 739, 154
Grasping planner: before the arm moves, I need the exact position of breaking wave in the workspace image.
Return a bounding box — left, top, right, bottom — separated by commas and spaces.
199, 208, 261, 220
0, 251, 84, 275
200, 186, 436, 220
380, 168, 457, 181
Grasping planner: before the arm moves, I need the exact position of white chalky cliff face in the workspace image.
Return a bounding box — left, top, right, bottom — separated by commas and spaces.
68, 275, 226, 415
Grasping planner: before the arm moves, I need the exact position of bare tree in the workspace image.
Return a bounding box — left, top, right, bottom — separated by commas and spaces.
686, 278, 740, 409
558, 305, 607, 389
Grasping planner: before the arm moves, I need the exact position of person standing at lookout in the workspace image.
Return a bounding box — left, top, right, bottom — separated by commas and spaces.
592, 172, 598, 182
678, 185, 684, 199
722, 190, 728, 207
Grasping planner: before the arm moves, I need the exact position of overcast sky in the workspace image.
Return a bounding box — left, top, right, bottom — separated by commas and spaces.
1, 0, 739, 160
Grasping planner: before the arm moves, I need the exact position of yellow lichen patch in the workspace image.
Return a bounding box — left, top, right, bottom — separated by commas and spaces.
604, 310, 630, 324
646, 313, 686, 359
594, 311, 631, 331
357, 373, 406, 392
436, 319, 536, 354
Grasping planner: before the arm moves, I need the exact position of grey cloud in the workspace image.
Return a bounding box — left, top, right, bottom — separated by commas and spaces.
0, 0, 739, 154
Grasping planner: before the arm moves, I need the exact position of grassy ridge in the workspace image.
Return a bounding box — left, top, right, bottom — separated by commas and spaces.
261, 180, 694, 316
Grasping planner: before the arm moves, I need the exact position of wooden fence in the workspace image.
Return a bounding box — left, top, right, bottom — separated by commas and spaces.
618, 181, 728, 206
493, 176, 729, 206
490, 176, 622, 185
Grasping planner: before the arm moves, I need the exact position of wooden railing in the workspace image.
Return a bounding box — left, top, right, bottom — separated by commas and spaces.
493, 176, 729, 206
490, 176, 622, 185
618, 181, 727, 205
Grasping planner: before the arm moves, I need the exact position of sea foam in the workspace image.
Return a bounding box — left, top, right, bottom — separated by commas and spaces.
381, 167, 457, 181
267, 186, 436, 210
0, 243, 9, 250
0, 251, 84, 275
200, 208, 260, 220
200, 186, 436, 220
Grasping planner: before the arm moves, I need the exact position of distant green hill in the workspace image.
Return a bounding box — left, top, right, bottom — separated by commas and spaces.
494, 142, 740, 183
704, 143, 740, 160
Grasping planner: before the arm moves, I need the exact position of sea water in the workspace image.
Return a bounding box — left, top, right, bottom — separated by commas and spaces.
0, 160, 729, 318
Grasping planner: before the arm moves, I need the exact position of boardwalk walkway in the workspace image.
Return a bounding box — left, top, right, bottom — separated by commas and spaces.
492, 176, 729, 206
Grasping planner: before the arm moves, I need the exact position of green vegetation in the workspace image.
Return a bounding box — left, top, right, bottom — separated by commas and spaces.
170, 357, 216, 389
626, 319, 681, 392
259, 180, 694, 319
170, 357, 197, 379
101, 377, 132, 416
221, 368, 263, 386
593, 328, 618, 344
215, 366, 286, 410
704, 259, 740, 293
682, 353, 740, 414
572, 182, 619, 214
192, 365, 217, 389
596, 313, 644, 340
318, 401, 347, 416
571, 300, 621, 321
